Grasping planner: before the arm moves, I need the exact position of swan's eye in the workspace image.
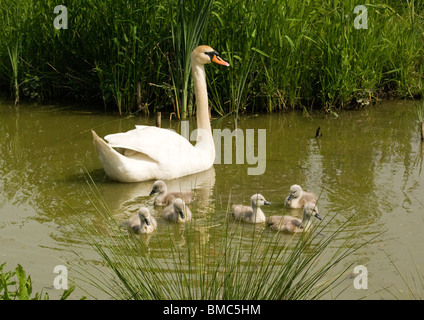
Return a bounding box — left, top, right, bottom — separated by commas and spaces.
205, 51, 219, 60
204, 51, 214, 60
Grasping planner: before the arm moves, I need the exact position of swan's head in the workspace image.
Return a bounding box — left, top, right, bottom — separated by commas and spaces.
191, 45, 230, 67
138, 207, 152, 226
303, 203, 322, 220
251, 194, 271, 207
287, 184, 303, 201
149, 180, 166, 196
173, 198, 187, 220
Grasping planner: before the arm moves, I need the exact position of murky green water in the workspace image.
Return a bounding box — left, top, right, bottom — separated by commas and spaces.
1, 99, 423, 299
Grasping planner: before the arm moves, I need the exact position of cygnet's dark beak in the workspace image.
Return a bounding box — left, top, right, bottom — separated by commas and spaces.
178, 209, 185, 220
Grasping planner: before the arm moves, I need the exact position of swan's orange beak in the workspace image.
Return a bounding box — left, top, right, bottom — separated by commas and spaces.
212, 55, 230, 67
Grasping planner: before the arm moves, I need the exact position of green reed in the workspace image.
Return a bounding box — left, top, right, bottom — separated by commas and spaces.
6, 42, 21, 106
1, 0, 27, 106
170, 0, 214, 119
381, 247, 424, 300
0, 0, 422, 115
205, 0, 424, 114
68, 175, 376, 300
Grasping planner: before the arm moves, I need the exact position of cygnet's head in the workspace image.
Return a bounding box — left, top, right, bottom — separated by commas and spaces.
173, 198, 187, 220
303, 203, 322, 220
149, 180, 166, 196
287, 184, 303, 201
250, 194, 271, 207
138, 207, 152, 226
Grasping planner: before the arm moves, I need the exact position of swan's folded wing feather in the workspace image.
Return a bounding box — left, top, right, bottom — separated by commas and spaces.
104, 126, 196, 164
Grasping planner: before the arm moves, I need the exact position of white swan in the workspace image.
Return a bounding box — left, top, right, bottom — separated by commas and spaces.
267, 203, 322, 233
91, 45, 229, 182
232, 194, 271, 224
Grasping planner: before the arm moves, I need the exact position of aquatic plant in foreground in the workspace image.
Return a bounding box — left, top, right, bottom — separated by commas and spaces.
68, 176, 377, 300
0, 262, 75, 300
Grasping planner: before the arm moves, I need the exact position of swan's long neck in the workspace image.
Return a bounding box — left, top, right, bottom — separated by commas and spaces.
192, 63, 210, 132
191, 62, 214, 161
252, 202, 265, 222
301, 212, 312, 230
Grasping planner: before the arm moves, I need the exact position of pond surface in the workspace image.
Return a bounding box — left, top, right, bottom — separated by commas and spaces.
1, 99, 423, 299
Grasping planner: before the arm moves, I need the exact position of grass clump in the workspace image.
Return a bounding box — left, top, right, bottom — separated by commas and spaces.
381, 249, 424, 300
170, 0, 214, 118
68, 177, 375, 300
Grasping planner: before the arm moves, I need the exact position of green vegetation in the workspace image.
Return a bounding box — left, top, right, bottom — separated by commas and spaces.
383, 249, 424, 299
0, 0, 423, 116
0, 262, 75, 300
170, 0, 214, 118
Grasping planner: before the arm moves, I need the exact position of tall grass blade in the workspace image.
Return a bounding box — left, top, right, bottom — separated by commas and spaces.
170, 0, 214, 118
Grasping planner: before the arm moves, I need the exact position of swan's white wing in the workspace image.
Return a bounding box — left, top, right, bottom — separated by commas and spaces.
104, 126, 196, 164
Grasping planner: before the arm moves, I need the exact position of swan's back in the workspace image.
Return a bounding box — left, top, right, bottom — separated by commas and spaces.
285, 184, 318, 208
267, 203, 321, 233
301, 191, 318, 205
267, 215, 302, 233
97, 126, 213, 181
163, 191, 194, 206
150, 180, 194, 206
232, 204, 254, 221
105, 126, 193, 160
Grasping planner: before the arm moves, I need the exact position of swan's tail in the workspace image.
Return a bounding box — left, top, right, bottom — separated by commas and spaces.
92, 130, 115, 158
91, 130, 125, 181
91, 130, 157, 182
